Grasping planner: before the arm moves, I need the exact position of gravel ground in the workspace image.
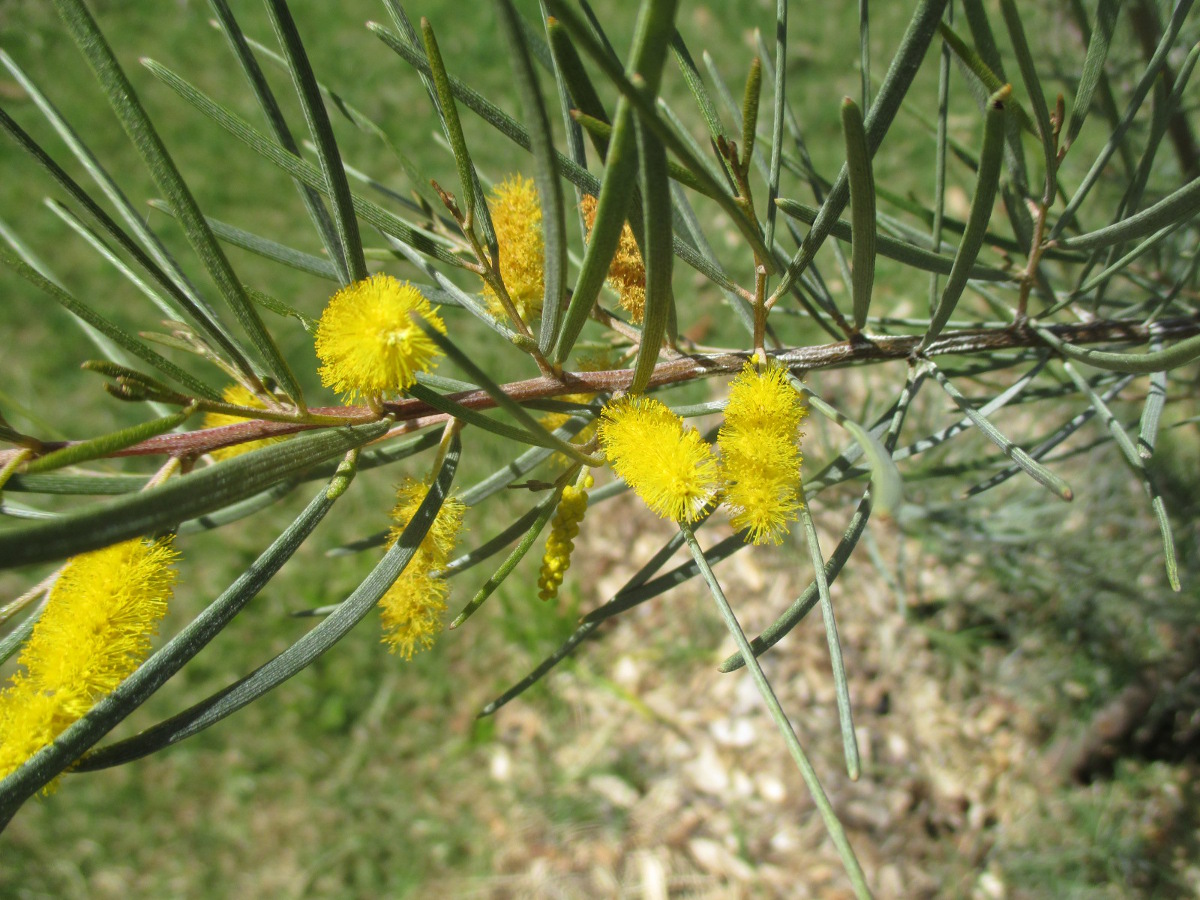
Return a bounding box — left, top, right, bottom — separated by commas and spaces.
413, 488, 1196, 899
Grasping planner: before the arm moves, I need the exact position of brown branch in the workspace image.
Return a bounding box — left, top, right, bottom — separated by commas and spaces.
13, 315, 1200, 461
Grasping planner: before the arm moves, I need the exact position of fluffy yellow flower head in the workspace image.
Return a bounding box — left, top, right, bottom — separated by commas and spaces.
581, 194, 646, 324
597, 395, 720, 524
483, 174, 544, 323
0, 537, 178, 781
315, 274, 445, 401
379, 477, 467, 659
718, 361, 808, 544
202, 384, 289, 461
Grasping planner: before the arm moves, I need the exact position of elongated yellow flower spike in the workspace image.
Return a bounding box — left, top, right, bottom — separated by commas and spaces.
581, 194, 646, 324
482, 174, 544, 323
597, 395, 720, 524
538, 472, 593, 601
378, 478, 467, 659
718, 361, 808, 545
202, 384, 289, 461
0, 685, 59, 782
0, 537, 178, 781
314, 273, 445, 402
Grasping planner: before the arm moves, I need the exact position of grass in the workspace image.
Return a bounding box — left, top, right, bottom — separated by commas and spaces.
2, 1, 1198, 897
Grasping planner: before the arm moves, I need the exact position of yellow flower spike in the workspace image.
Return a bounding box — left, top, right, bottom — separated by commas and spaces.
0, 683, 60, 784
718, 361, 809, 545
314, 273, 446, 402
0, 537, 179, 781
378, 477, 467, 658
379, 567, 449, 661
387, 477, 466, 569
482, 174, 544, 323
581, 195, 646, 324
538, 472, 594, 601
597, 395, 720, 524
203, 384, 289, 461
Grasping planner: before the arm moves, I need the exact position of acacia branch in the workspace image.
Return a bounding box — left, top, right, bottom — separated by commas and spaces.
11, 314, 1198, 461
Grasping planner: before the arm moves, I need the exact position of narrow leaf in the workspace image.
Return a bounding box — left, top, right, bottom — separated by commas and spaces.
1032, 322, 1200, 374
1063, 0, 1122, 150
0, 421, 390, 569
630, 116, 674, 394
740, 56, 762, 166
922, 86, 1008, 348
679, 523, 869, 895
0, 51, 247, 369
421, 17, 476, 226
0, 245, 220, 401
797, 381, 902, 515
772, 0, 948, 301
264, 0, 365, 283
764, 0, 787, 248
797, 487, 860, 779
51, 0, 305, 406
148, 199, 339, 280
142, 59, 470, 272
23, 407, 196, 475
928, 362, 1073, 500
841, 98, 876, 331
1053, 176, 1200, 251
545, 0, 681, 364
775, 200, 1011, 281
546, 16, 611, 155
1049, 0, 1195, 240
1062, 362, 1178, 590
450, 482, 565, 628
208, 0, 345, 283
998, 0, 1056, 180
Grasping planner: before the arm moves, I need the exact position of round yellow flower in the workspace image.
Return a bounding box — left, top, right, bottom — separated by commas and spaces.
597, 395, 720, 523
314, 274, 445, 401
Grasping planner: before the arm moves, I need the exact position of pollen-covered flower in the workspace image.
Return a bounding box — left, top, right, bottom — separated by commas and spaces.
597, 395, 720, 523
378, 477, 467, 659
581, 194, 646, 324
482, 174, 544, 323
314, 273, 445, 401
0, 537, 178, 781
0, 683, 60, 783
718, 361, 808, 544
538, 472, 593, 601
202, 384, 289, 461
